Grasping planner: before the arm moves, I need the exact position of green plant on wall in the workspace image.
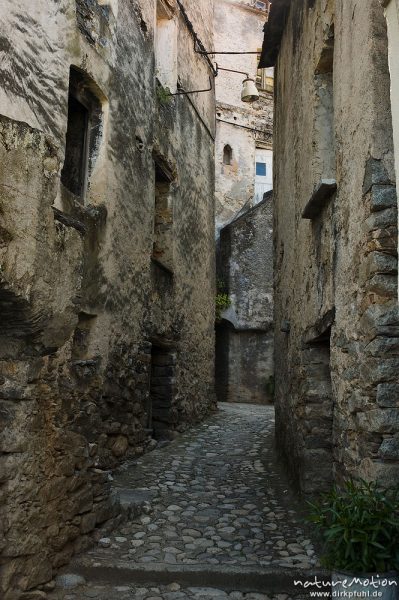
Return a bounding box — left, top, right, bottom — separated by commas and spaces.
156, 83, 172, 105
216, 279, 231, 321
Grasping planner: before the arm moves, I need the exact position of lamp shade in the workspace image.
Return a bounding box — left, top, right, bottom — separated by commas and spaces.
241, 78, 260, 103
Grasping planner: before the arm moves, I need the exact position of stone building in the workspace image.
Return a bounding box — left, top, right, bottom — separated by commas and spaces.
0, 0, 215, 596
260, 0, 399, 493
214, 0, 274, 232
214, 0, 274, 405
384, 0, 399, 272
216, 191, 274, 404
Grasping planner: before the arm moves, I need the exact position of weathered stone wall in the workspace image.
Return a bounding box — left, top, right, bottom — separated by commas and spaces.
216, 193, 274, 404
213, 0, 274, 407
384, 0, 399, 294
0, 0, 215, 596
271, 0, 399, 493
215, 103, 273, 230
214, 0, 273, 231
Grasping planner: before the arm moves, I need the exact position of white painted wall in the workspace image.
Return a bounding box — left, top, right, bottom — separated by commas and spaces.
214, 0, 273, 231
214, 0, 267, 107
384, 0, 399, 298
156, 3, 178, 92
255, 147, 273, 202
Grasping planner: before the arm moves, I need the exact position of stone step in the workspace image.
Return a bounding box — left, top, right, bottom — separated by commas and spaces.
67, 557, 331, 596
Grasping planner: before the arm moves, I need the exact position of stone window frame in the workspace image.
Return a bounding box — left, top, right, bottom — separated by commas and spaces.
310, 25, 336, 193
152, 153, 177, 274
61, 66, 105, 204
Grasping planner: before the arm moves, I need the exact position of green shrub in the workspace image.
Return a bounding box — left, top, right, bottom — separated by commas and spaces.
308, 479, 399, 573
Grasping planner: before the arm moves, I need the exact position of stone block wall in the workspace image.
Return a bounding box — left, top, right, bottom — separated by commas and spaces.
215, 328, 274, 403
270, 0, 399, 493
0, 0, 215, 596
216, 193, 274, 404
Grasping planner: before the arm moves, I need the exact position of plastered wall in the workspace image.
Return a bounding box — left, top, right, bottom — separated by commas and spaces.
273, 0, 399, 493
0, 0, 216, 596
214, 0, 273, 231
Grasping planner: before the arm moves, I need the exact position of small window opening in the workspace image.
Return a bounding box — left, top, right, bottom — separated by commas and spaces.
156, 0, 177, 92
223, 145, 233, 166
256, 49, 274, 92
153, 158, 174, 272
312, 26, 335, 183
254, 0, 270, 13
256, 162, 267, 177
61, 67, 103, 202
62, 96, 88, 197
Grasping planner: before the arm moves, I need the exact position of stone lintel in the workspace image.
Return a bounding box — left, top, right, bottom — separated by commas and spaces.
52, 207, 87, 236
302, 308, 335, 345
301, 179, 337, 220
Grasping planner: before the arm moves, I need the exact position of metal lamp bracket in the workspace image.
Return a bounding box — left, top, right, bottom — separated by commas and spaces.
166, 76, 214, 96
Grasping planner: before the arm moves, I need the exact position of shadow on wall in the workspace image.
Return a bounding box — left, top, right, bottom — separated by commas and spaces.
215, 319, 274, 405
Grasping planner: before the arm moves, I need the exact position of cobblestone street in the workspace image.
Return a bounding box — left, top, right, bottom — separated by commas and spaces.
48, 404, 322, 599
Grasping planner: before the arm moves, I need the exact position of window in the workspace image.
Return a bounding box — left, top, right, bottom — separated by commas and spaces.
61, 67, 103, 202
223, 145, 233, 165
256, 162, 267, 177
156, 0, 177, 92
253, 0, 270, 14
62, 95, 88, 197
153, 157, 174, 272
312, 27, 335, 184
256, 50, 274, 93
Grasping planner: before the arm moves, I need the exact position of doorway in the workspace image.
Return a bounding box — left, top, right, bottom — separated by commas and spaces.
148, 343, 177, 439
301, 325, 334, 493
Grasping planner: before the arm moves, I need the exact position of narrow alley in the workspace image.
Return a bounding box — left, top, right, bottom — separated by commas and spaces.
2, 0, 399, 598
48, 404, 320, 599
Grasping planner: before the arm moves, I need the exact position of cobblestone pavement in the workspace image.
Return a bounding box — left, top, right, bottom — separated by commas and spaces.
50, 581, 306, 599
50, 403, 320, 599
